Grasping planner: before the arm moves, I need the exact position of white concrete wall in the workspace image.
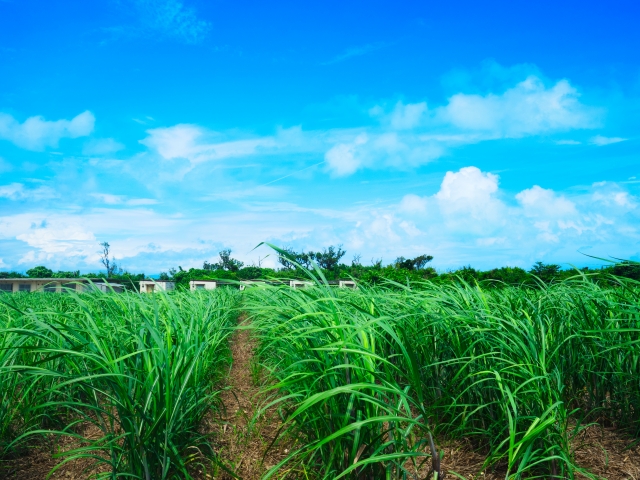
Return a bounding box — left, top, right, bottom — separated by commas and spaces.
139, 281, 175, 293
0, 280, 120, 294
339, 280, 357, 289
290, 280, 313, 289
189, 281, 217, 291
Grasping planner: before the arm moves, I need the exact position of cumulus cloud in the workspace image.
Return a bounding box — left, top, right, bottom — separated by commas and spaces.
389, 167, 640, 265
322, 74, 599, 176
435, 167, 505, 229
0, 111, 95, 150
440, 76, 600, 137
516, 185, 577, 217
399, 193, 429, 214
385, 167, 640, 265
589, 135, 627, 146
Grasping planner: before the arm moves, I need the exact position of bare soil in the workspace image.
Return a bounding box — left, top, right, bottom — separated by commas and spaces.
436, 424, 640, 480
213, 324, 289, 480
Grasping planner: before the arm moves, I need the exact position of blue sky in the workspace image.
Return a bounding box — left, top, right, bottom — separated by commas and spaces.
0, 0, 638, 273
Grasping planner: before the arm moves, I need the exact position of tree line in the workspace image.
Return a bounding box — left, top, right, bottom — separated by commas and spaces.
2, 243, 639, 290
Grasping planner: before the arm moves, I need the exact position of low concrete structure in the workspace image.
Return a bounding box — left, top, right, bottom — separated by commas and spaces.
290, 280, 313, 289
338, 280, 357, 289
94, 283, 125, 293
189, 280, 217, 291
0, 278, 124, 294
139, 280, 175, 293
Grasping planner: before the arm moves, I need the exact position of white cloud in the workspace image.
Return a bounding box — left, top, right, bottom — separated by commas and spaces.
435, 167, 505, 228
133, 69, 600, 179
440, 76, 599, 137
82, 138, 125, 156
516, 185, 577, 217
0, 111, 95, 150
591, 183, 637, 209
324, 133, 369, 176
399, 193, 429, 214
589, 135, 627, 146
324, 131, 446, 176
371, 101, 428, 130
17, 224, 97, 258
140, 124, 288, 166
364, 213, 401, 243
386, 168, 640, 264
0, 167, 638, 272
556, 139, 581, 145
0, 183, 58, 201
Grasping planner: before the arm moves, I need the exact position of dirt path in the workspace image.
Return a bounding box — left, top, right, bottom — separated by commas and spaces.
215, 324, 287, 480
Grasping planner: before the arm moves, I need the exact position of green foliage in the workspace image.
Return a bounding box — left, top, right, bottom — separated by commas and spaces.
244, 282, 438, 479
0, 271, 26, 279
244, 265, 640, 479
360, 265, 428, 285
25, 265, 54, 277
481, 266, 529, 284
278, 245, 346, 271
237, 266, 263, 280
2, 254, 640, 479
0, 289, 238, 478
202, 249, 244, 272
529, 261, 562, 283
52, 270, 81, 278
393, 254, 433, 270
612, 261, 640, 280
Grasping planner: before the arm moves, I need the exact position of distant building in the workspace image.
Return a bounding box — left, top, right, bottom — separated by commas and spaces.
290, 280, 313, 289
338, 280, 357, 289
0, 278, 124, 294
139, 280, 175, 293
189, 280, 217, 291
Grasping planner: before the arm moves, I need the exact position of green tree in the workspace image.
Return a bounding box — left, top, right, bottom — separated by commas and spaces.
393, 254, 433, 270
218, 249, 244, 272
0, 271, 26, 279
482, 267, 529, 285
26, 266, 54, 278
611, 261, 640, 280
529, 261, 562, 283
308, 245, 346, 271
